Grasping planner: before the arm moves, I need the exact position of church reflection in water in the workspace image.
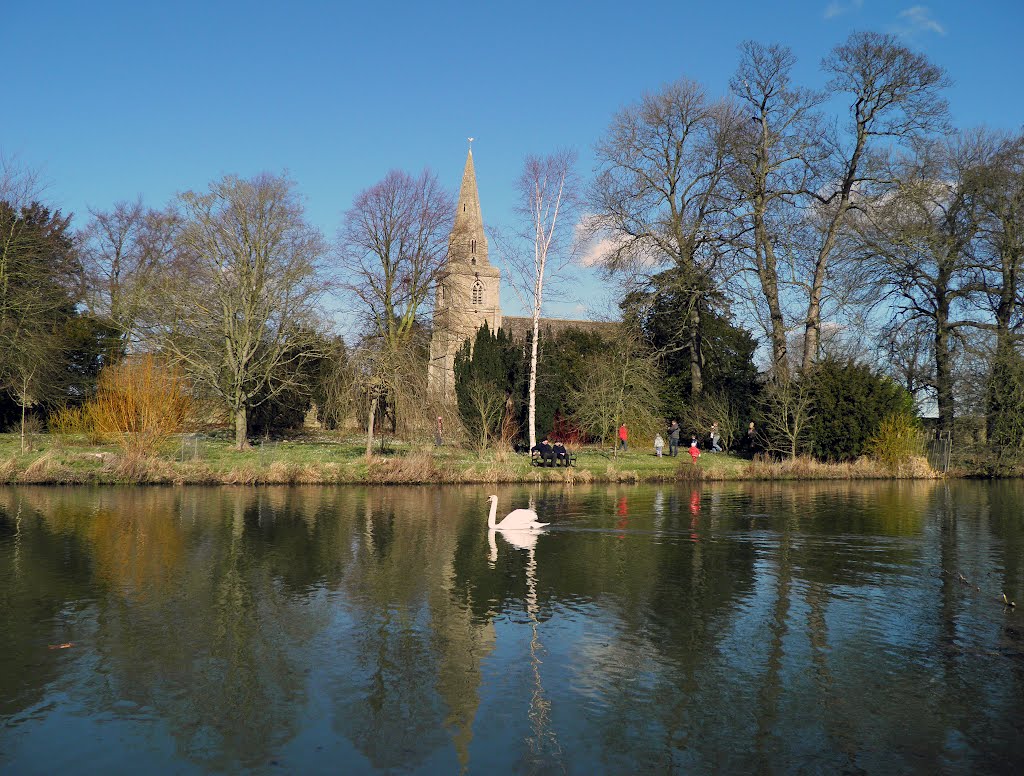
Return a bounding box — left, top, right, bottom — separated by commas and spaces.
1, 481, 1023, 773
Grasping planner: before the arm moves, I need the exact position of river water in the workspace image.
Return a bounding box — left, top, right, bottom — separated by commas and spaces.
1, 482, 1022, 774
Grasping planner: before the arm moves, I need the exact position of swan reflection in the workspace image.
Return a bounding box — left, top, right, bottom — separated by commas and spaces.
488, 524, 543, 564
484, 495, 560, 766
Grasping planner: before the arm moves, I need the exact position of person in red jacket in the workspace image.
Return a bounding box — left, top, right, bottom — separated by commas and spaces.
688, 435, 701, 463
618, 423, 628, 451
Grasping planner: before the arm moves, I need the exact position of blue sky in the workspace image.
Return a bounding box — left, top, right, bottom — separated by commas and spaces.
3, 1, 1022, 321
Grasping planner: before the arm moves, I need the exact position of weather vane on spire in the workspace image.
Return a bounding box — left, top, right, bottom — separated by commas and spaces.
467, 137, 475, 150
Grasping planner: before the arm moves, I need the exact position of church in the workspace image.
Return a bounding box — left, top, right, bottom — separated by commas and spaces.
427, 148, 613, 396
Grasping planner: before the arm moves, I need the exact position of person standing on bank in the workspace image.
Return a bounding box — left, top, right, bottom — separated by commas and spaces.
668, 420, 680, 457
618, 423, 629, 451
710, 422, 722, 453
654, 433, 664, 458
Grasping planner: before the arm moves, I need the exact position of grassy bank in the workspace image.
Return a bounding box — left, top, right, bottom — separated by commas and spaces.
0, 433, 941, 485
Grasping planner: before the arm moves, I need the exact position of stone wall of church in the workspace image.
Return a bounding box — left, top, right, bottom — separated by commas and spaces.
428, 263, 501, 395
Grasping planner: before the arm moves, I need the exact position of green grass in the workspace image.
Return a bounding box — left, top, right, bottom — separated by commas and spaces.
0, 432, 933, 485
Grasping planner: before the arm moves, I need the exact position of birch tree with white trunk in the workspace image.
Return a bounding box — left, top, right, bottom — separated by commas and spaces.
506, 151, 578, 451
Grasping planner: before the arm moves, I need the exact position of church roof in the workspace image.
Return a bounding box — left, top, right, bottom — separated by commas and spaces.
501, 316, 620, 340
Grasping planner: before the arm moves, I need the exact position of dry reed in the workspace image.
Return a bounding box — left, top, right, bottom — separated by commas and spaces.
0, 456, 17, 482
20, 452, 72, 483
737, 455, 936, 481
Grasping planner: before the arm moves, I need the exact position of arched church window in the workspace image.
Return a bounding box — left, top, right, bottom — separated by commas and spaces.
472, 280, 483, 305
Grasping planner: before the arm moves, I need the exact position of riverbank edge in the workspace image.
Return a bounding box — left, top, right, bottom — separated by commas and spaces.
0, 447, 945, 486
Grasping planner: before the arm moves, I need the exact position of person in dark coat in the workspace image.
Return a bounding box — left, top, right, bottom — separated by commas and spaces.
532, 437, 555, 466
552, 439, 569, 466
668, 420, 680, 457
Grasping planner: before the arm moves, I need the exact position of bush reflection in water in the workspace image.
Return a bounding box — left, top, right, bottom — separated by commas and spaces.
1, 482, 1023, 773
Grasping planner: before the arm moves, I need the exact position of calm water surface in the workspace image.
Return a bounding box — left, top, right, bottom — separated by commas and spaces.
1, 482, 1023, 774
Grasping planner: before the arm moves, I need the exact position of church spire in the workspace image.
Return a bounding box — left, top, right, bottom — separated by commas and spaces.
451, 148, 488, 265
428, 145, 502, 395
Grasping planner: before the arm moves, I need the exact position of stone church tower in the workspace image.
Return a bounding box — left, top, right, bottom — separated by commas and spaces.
428, 149, 502, 395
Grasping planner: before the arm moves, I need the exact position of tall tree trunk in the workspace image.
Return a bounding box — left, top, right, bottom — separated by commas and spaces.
761, 245, 790, 380
754, 214, 789, 380
234, 405, 248, 451
802, 134, 866, 373
802, 261, 827, 372
365, 395, 378, 458
528, 315, 540, 450
934, 312, 954, 435
689, 303, 703, 397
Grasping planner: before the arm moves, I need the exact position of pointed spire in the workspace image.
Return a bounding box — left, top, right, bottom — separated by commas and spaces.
453, 148, 485, 242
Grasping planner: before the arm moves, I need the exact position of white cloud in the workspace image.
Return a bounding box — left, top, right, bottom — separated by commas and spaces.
896, 5, 946, 35
574, 213, 660, 269
578, 234, 619, 268
824, 0, 863, 19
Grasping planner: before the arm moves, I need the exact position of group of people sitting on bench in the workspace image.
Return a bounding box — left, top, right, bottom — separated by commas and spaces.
531, 436, 572, 467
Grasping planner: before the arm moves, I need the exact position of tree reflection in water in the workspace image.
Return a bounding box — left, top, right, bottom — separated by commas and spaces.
1, 481, 1023, 772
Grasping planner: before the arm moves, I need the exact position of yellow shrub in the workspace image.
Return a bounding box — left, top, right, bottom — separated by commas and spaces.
868, 413, 927, 472
48, 405, 89, 435
88, 355, 194, 456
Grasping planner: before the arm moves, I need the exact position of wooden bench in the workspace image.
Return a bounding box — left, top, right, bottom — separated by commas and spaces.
530, 452, 577, 468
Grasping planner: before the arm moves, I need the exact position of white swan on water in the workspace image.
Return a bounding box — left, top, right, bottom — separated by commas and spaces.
487, 494, 548, 530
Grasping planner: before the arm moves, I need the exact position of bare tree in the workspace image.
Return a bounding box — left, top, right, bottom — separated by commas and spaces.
875, 316, 934, 405
569, 331, 662, 458
801, 31, 950, 371
7, 329, 63, 452
80, 198, 178, 350
0, 152, 44, 206
349, 332, 440, 457
462, 376, 505, 450
972, 131, 1024, 347
590, 79, 738, 397
680, 391, 740, 451
337, 169, 453, 350
727, 41, 825, 380
858, 133, 988, 433
504, 150, 578, 451
153, 173, 329, 449
962, 130, 1024, 443
759, 373, 815, 459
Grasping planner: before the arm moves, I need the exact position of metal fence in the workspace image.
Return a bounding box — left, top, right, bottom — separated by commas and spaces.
927, 430, 952, 474
178, 434, 203, 462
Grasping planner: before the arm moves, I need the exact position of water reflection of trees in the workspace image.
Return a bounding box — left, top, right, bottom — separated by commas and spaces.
327, 487, 496, 771
3, 482, 1024, 772
0, 489, 96, 718
0, 488, 337, 769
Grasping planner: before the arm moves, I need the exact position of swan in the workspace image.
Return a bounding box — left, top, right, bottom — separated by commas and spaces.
487, 494, 548, 530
